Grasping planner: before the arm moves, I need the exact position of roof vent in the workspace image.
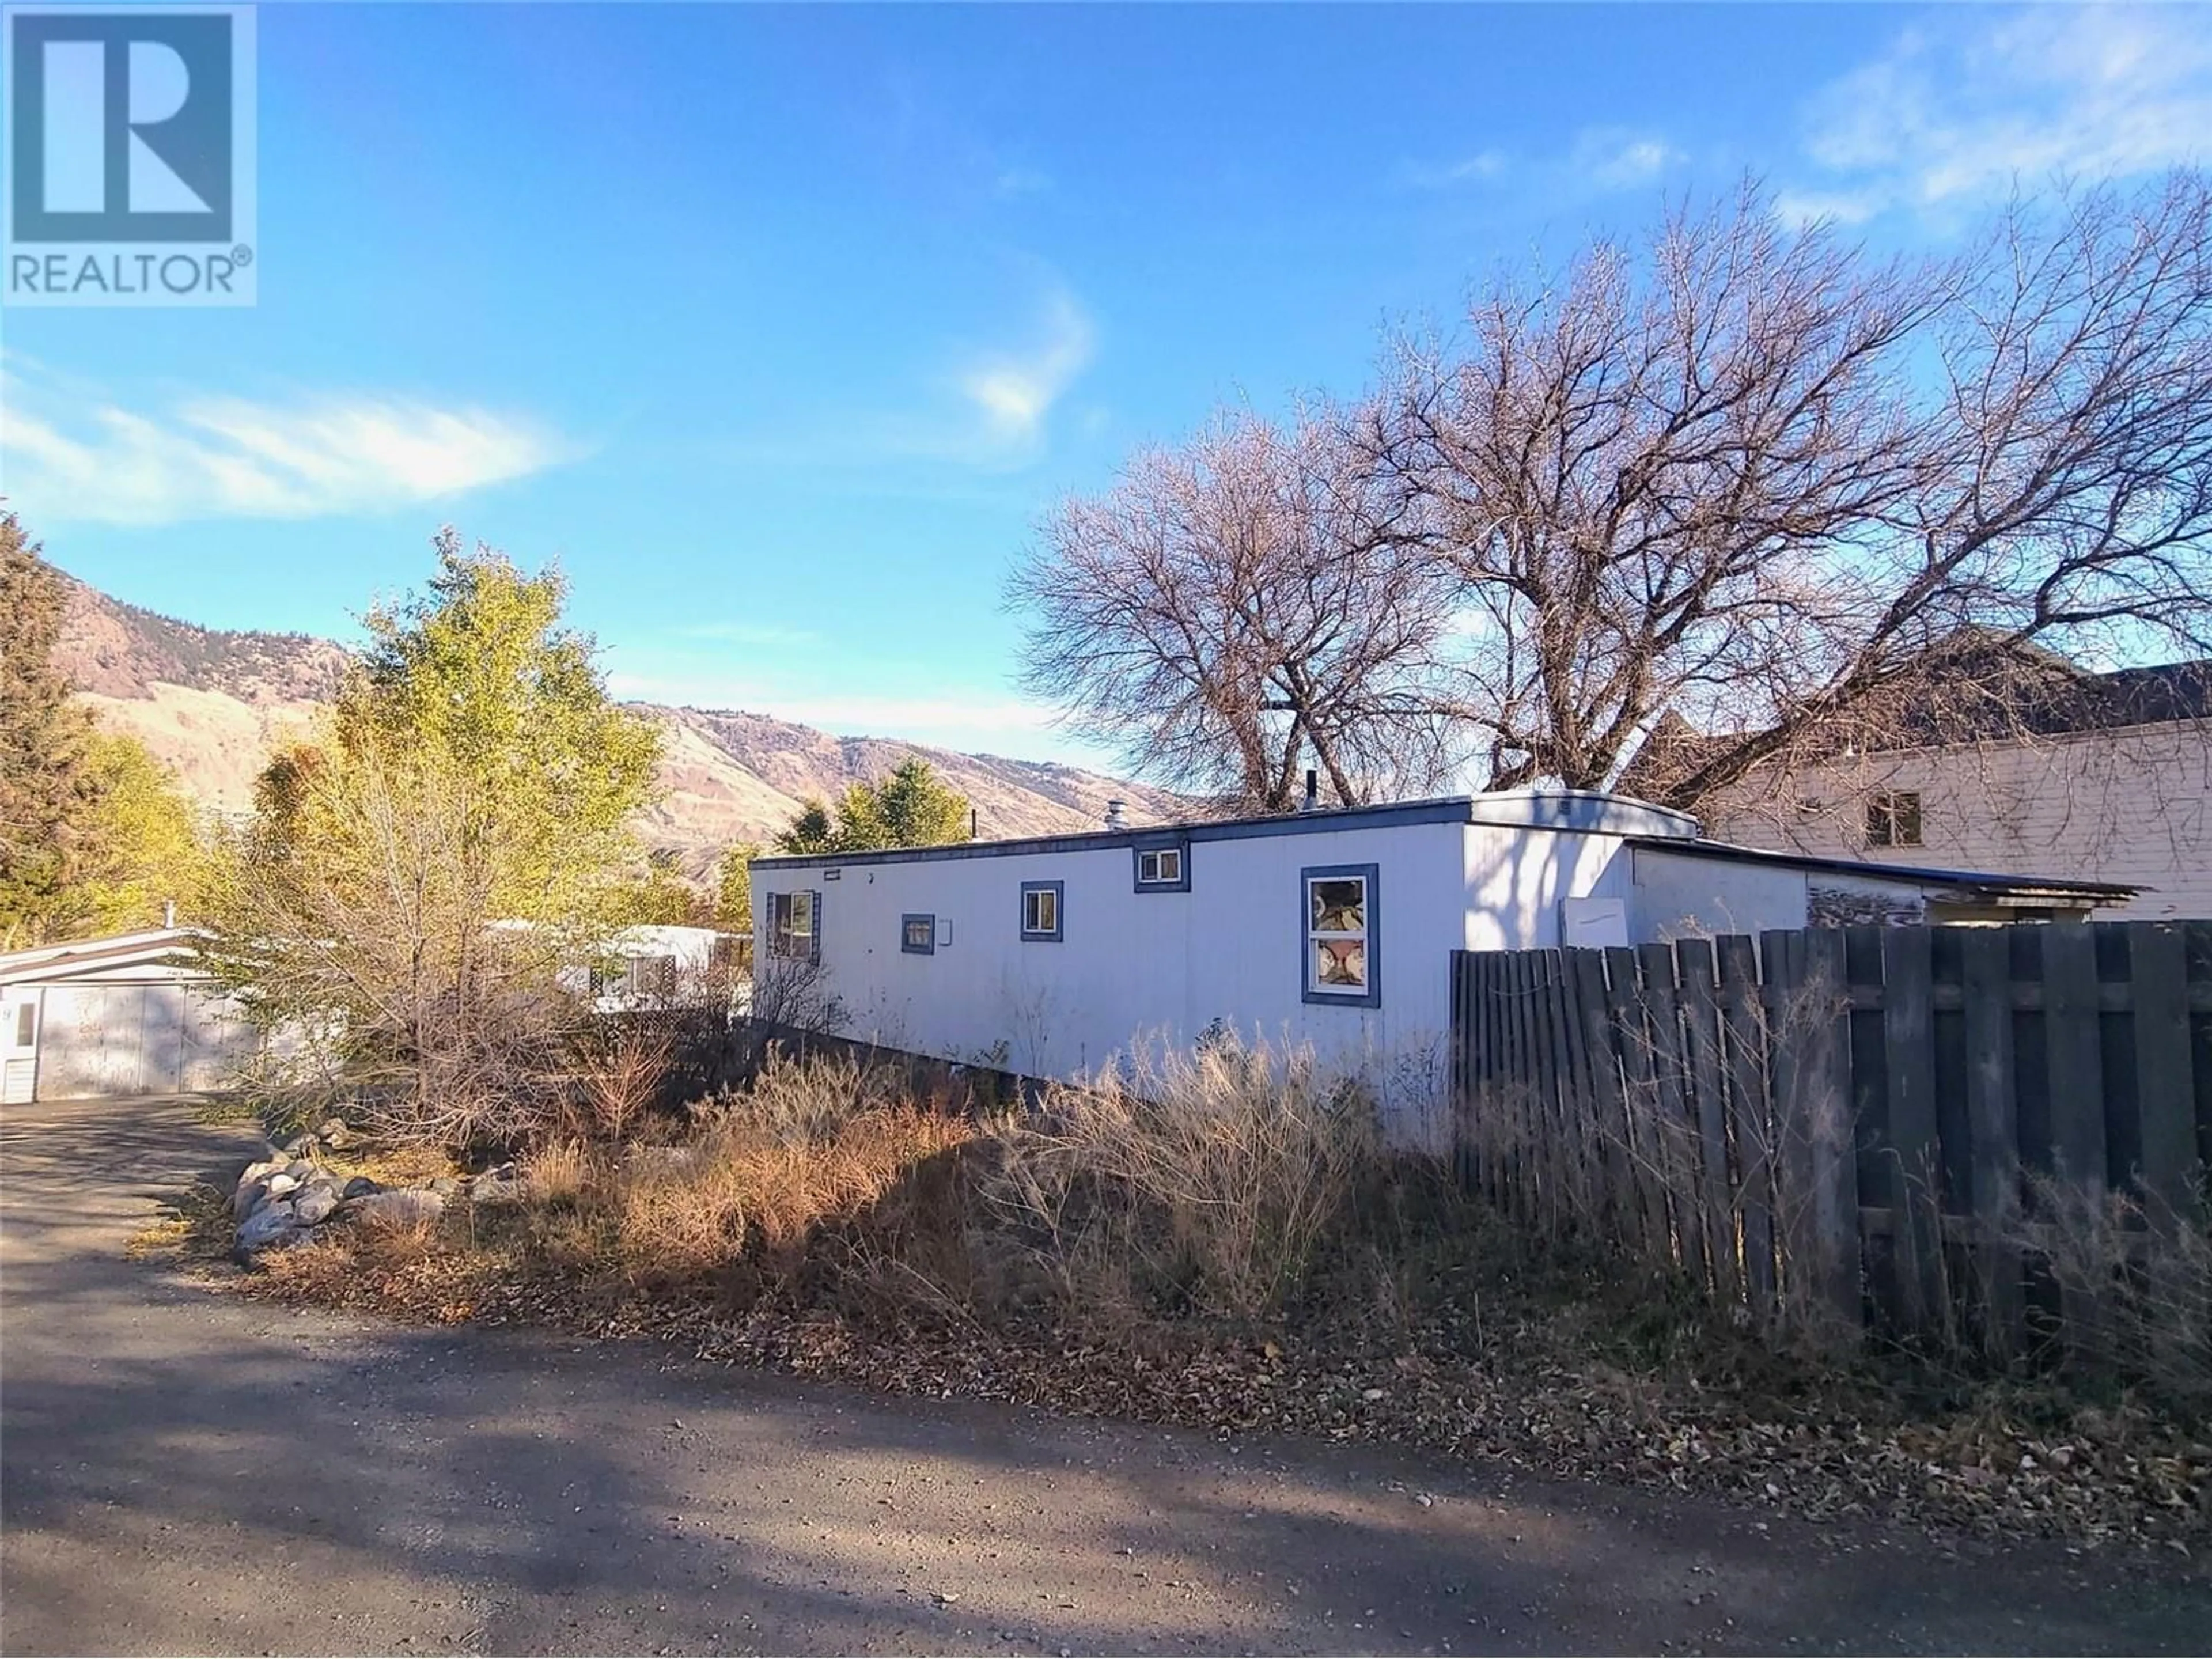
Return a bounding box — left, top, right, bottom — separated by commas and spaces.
1103, 798, 1128, 830
1300, 769, 1319, 813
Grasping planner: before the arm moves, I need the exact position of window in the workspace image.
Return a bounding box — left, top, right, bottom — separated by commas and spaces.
12, 1002, 32, 1047
1020, 880, 1064, 941
769, 889, 821, 961
1132, 839, 1190, 892
1302, 863, 1380, 1007
1866, 790, 1923, 849
902, 913, 936, 955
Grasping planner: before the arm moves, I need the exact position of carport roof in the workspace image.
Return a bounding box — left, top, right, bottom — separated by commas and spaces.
0, 927, 210, 987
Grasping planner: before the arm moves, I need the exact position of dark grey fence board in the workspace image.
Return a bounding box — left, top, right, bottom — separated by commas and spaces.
1881, 926, 1943, 1331
1959, 925, 2023, 1355
1677, 941, 1740, 1305
1718, 935, 1777, 1318
1605, 944, 1673, 1263
2044, 925, 2107, 1190
1454, 919, 2202, 1349
2131, 924, 2199, 1227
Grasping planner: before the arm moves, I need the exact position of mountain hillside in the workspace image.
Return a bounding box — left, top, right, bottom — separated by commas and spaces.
53, 571, 1179, 867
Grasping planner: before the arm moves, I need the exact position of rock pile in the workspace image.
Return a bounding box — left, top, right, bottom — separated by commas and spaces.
227, 1120, 525, 1265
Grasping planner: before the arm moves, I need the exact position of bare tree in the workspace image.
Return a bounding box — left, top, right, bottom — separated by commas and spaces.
1363, 181, 1943, 793
1010, 409, 1457, 810
1657, 175, 2212, 808
1018, 176, 2212, 820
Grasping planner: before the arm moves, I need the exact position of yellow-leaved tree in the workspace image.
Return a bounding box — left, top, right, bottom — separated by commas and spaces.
204, 531, 664, 1147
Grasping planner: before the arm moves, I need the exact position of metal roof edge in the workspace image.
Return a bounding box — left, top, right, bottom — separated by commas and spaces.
1628, 836, 2139, 899
750, 790, 1700, 873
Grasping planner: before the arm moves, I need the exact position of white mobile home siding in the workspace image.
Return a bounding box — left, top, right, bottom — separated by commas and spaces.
759, 820, 1473, 1086
750, 803, 1690, 1132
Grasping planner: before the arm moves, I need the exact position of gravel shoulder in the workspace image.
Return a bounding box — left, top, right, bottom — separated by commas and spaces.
3, 1094, 2208, 1657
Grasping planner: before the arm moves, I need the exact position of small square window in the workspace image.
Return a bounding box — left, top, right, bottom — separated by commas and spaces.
1132, 839, 1190, 892
1020, 880, 1063, 941
13, 1003, 32, 1047
1866, 790, 1923, 849
902, 914, 936, 955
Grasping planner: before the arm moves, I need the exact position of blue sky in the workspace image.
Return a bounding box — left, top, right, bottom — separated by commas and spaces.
7, 2, 2211, 771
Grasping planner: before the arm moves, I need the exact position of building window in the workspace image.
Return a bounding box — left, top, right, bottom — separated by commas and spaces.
902, 913, 936, 955
1132, 839, 1191, 893
13, 1002, 32, 1047
768, 889, 821, 961
1866, 790, 1923, 849
1302, 863, 1380, 1007
1020, 880, 1064, 942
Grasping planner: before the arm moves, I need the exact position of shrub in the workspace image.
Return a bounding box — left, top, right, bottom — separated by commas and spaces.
980, 1038, 1380, 1323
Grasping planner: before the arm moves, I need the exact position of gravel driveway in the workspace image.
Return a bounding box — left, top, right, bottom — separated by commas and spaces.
3, 1094, 2206, 1657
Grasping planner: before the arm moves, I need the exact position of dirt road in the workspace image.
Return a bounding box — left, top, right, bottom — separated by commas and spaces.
2, 1094, 2205, 1656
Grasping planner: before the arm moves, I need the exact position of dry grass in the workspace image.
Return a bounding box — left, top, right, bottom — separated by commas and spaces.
981, 1040, 1381, 1323
170, 1041, 2211, 1550
1991, 1174, 2212, 1415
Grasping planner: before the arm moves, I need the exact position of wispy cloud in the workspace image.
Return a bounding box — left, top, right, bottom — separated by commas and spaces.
716, 281, 1098, 474
1393, 149, 1509, 191
0, 362, 577, 526
1570, 128, 1682, 191
993, 164, 1054, 199
955, 288, 1096, 453
1395, 128, 1680, 196
1782, 5, 2212, 225
608, 665, 1055, 743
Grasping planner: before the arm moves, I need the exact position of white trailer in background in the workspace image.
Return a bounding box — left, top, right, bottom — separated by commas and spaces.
748, 790, 2131, 1135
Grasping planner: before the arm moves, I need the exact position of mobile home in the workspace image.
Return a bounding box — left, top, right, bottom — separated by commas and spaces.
747, 790, 2130, 1127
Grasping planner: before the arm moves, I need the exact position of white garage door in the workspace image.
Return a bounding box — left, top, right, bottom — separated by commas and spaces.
38, 986, 165, 1097
17, 982, 262, 1101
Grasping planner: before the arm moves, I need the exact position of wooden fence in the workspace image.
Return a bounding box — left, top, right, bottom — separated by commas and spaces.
1449, 922, 2212, 1349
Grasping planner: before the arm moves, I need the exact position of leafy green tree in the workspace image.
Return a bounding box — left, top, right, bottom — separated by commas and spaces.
205, 531, 666, 1146
1, 517, 205, 946
774, 758, 971, 855
713, 842, 760, 937
70, 733, 207, 936
338, 529, 664, 926
0, 515, 93, 944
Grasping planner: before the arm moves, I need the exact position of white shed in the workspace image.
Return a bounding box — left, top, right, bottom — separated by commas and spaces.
747, 790, 2131, 1130
0, 928, 259, 1105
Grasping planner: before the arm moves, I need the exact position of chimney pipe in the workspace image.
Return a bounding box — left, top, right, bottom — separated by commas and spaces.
1104, 797, 1128, 830
1301, 770, 1318, 813
162, 898, 176, 929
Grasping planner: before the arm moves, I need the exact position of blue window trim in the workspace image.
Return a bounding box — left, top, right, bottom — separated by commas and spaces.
1300, 863, 1379, 1008
1019, 880, 1065, 942
1131, 835, 1191, 893
900, 913, 936, 956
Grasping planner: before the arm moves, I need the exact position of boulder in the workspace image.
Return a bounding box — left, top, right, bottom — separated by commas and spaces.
467, 1166, 527, 1207
282, 1160, 319, 1183
263, 1172, 301, 1202
235, 1157, 285, 1195
234, 1202, 307, 1260
315, 1117, 358, 1150
340, 1175, 383, 1200
231, 1178, 272, 1221
293, 1186, 340, 1226
350, 1188, 446, 1228
429, 1176, 462, 1200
